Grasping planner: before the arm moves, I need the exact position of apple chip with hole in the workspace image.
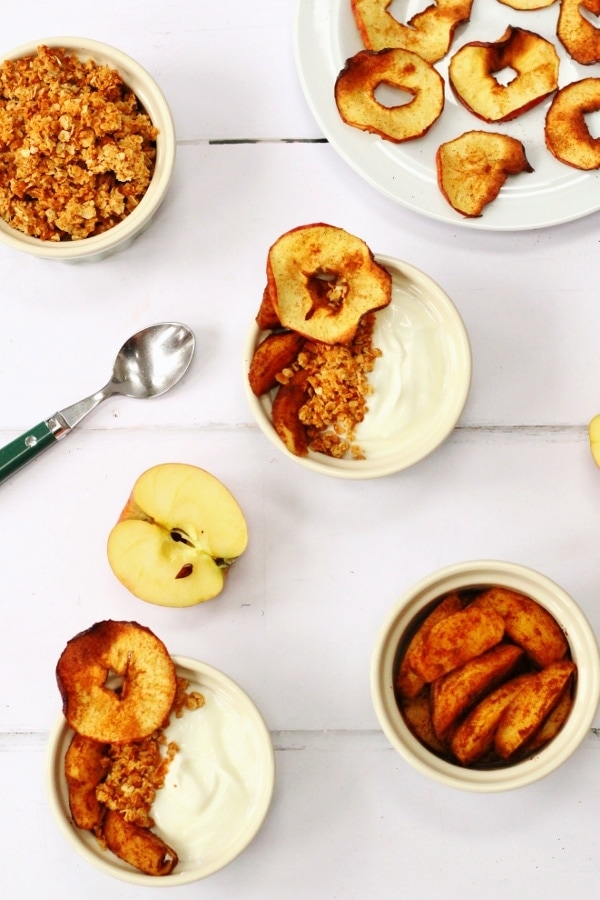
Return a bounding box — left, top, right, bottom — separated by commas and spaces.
448, 26, 559, 123
335, 48, 445, 144
350, 0, 474, 63
557, 0, 600, 65
267, 223, 392, 345
545, 78, 600, 170
436, 131, 533, 218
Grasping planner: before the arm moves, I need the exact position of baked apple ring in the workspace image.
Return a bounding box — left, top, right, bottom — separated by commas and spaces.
266, 223, 392, 345
545, 78, 600, 170
436, 131, 533, 217
335, 48, 445, 144
557, 0, 600, 66
351, 0, 474, 63
56, 620, 177, 744
448, 26, 559, 123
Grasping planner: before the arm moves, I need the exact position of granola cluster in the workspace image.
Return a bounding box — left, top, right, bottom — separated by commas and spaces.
279, 313, 381, 459
94, 678, 204, 832
0, 45, 158, 241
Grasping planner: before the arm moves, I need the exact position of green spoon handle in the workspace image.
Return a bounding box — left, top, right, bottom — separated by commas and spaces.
0, 419, 62, 484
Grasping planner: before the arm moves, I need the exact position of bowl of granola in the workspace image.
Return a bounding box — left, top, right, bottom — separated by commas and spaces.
0, 37, 176, 262
47, 649, 275, 885
244, 251, 472, 479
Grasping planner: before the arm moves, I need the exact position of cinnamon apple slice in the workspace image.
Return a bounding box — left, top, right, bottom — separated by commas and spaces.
436, 131, 533, 218
448, 26, 559, 123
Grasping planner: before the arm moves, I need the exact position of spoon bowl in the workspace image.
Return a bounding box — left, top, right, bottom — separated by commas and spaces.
0, 322, 195, 484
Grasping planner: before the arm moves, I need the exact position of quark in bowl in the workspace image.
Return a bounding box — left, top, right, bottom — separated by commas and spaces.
244, 255, 471, 479
46, 656, 275, 886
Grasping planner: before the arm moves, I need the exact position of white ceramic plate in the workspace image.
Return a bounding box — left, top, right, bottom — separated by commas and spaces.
244, 255, 471, 479
46, 656, 275, 886
294, 0, 600, 230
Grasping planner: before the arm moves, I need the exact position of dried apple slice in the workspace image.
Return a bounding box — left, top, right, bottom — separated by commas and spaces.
56, 620, 177, 744
351, 0, 474, 63
448, 27, 559, 123
267, 223, 392, 345
545, 78, 600, 170
436, 131, 533, 218
335, 48, 445, 144
557, 0, 600, 65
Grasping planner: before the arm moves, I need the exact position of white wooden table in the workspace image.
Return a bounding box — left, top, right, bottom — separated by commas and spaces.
2, 2, 600, 897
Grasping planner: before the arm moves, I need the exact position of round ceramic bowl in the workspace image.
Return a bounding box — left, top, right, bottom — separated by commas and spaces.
46, 656, 275, 886
244, 256, 471, 479
371, 560, 600, 792
0, 37, 176, 262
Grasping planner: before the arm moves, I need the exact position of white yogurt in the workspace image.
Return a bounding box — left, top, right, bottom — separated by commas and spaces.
354, 291, 450, 458
151, 685, 264, 862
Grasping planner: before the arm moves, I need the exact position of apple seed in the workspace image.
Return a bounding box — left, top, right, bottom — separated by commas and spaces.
175, 564, 194, 579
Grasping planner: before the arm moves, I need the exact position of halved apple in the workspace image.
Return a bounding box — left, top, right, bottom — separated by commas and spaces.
589, 413, 600, 465
107, 463, 248, 607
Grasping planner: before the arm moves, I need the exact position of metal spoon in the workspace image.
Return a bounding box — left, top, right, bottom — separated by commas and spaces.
0, 322, 195, 484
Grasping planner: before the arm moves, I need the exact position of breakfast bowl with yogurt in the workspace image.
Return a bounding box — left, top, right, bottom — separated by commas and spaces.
47, 635, 275, 886
244, 226, 472, 479
0, 37, 176, 262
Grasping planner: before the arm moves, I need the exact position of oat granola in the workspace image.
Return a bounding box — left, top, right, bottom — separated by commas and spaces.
94, 678, 204, 833
0, 45, 158, 241
277, 313, 382, 459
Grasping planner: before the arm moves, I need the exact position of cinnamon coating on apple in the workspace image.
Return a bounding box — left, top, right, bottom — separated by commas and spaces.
338, 1, 600, 217
395, 587, 575, 767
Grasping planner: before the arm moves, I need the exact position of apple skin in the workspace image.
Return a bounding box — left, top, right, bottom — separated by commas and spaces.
107, 463, 248, 607
589, 415, 600, 466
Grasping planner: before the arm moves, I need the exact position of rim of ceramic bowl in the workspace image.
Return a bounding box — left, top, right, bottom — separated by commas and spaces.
371, 559, 600, 792
46, 655, 275, 885
243, 255, 472, 479
0, 36, 176, 261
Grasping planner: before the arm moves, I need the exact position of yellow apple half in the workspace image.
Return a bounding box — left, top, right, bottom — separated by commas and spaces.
589, 414, 600, 467
107, 463, 248, 607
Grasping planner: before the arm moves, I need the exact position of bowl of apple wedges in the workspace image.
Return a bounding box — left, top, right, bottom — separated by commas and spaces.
371, 560, 600, 792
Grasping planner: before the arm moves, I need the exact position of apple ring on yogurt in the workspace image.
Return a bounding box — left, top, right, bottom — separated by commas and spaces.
335, 48, 445, 143
56, 620, 177, 743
